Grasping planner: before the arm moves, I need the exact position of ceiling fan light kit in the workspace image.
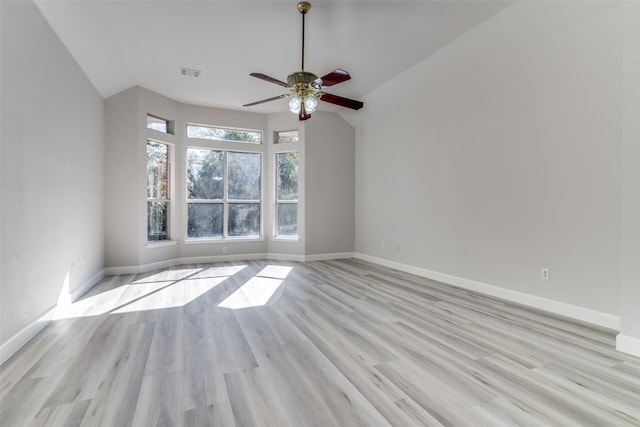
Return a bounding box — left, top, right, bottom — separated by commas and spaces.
287, 70, 321, 115
243, 2, 363, 120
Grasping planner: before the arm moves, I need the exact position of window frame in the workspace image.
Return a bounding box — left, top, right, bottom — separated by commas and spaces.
274, 149, 299, 240
146, 139, 172, 243
147, 114, 174, 135
274, 129, 299, 144
186, 145, 263, 241
186, 123, 263, 145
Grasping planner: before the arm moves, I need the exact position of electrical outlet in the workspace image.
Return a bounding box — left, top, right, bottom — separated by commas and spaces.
223, 247, 228, 254
381, 241, 385, 249
541, 268, 550, 280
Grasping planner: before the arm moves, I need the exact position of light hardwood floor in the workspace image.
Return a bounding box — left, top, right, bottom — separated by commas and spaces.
1, 259, 639, 426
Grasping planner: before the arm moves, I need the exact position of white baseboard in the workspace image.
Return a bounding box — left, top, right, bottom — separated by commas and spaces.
1, 269, 106, 366
104, 252, 355, 275
354, 253, 620, 331
0, 306, 56, 366
70, 269, 106, 302
305, 252, 355, 262
104, 254, 267, 275
269, 253, 307, 262
616, 334, 640, 357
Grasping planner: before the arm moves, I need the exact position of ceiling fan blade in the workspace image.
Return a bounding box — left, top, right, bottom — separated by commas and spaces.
249, 73, 290, 88
320, 93, 364, 110
320, 69, 351, 87
243, 94, 289, 107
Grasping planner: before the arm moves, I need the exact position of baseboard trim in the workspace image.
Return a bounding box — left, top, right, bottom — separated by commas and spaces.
0, 306, 56, 366
616, 334, 640, 357
354, 253, 620, 331
70, 269, 106, 302
1, 269, 106, 366
104, 254, 265, 275
104, 252, 355, 275
305, 252, 355, 262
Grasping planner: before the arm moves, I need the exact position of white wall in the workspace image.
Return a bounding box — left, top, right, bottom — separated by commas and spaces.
355, 2, 628, 320
105, 87, 146, 268
618, 0, 640, 356
1, 1, 105, 345
305, 112, 355, 256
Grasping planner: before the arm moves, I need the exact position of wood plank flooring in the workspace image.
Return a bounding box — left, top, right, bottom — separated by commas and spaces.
1, 259, 639, 426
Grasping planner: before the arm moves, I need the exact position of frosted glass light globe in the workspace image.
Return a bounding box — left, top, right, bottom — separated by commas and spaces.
304, 95, 318, 113
288, 96, 301, 114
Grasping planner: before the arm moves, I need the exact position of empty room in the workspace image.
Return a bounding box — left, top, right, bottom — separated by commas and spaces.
1, 0, 639, 426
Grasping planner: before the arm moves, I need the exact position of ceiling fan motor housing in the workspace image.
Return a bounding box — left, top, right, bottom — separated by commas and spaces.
287, 71, 322, 100
287, 71, 319, 86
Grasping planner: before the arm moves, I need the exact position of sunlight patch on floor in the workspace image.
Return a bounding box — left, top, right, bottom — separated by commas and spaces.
218, 265, 293, 309
113, 277, 228, 314
54, 265, 248, 319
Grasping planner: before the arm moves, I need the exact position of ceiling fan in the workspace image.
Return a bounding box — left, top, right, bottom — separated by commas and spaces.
243, 1, 364, 121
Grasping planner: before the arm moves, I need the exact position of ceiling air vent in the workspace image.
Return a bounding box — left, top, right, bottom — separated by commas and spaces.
180, 67, 201, 78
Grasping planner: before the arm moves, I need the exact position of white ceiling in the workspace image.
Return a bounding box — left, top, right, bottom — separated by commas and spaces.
34, 0, 513, 115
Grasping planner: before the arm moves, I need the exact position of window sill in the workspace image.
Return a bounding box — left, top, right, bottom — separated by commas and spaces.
272, 236, 300, 243
184, 237, 265, 245
146, 240, 178, 249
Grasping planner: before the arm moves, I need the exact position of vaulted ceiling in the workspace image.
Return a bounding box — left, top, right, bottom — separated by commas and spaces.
35, 1, 513, 114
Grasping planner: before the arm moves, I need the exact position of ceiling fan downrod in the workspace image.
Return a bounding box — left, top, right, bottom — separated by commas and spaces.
298, 2, 311, 71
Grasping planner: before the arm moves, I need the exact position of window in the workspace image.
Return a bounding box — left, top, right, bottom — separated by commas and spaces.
147, 115, 170, 133
147, 141, 170, 241
187, 148, 261, 239
275, 152, 298, 238
187, 124, 262, 144
274, 130, 299, 144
